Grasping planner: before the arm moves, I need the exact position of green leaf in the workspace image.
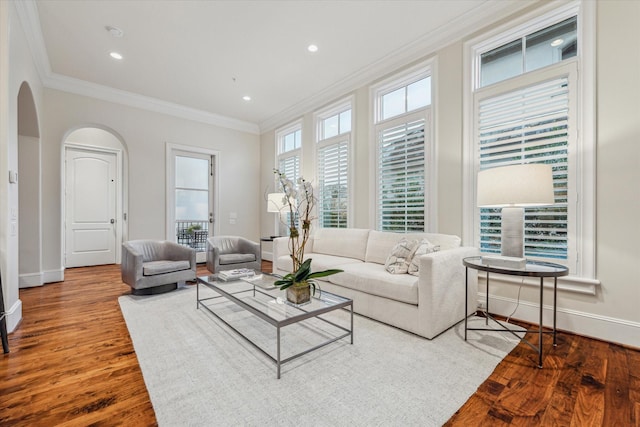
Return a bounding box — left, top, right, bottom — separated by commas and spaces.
293, 259, 312, 281
307, 269, 343, 279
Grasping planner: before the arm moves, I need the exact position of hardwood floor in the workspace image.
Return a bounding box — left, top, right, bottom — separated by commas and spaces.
1, 263, 638, 426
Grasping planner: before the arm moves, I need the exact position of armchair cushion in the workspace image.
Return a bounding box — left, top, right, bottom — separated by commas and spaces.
143, 260, 191, 276
219, 253, 256, 265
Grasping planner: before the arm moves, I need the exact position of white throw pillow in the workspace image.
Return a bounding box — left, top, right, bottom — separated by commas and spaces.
385, 238, 418, 274
408, 238, 440, 276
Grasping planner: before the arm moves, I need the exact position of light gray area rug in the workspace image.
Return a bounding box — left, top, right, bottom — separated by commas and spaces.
119, 286, 520, 426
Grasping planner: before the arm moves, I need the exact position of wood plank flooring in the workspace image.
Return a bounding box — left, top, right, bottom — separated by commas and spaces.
1, 263, 638, 426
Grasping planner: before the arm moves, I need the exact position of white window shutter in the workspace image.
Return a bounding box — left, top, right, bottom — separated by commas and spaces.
477, 76, 569, 260
318, 141, 348, 228
377, 118, 426, 232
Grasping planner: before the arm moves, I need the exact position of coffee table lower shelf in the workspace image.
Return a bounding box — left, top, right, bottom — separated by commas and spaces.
196, 276, 353, 379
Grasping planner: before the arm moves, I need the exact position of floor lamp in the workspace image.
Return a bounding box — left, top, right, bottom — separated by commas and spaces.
477, 164, 555, 267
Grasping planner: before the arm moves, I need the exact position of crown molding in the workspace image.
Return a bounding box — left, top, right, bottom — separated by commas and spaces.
44, 73, 260, 134
15, 0, 259, 135
258, 0, 537, 133
17, 0, 535, 136
13, 0, 51, 79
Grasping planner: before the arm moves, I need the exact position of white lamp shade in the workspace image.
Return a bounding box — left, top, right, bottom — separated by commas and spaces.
477, 164, 555, 207
267, 193, 287, 212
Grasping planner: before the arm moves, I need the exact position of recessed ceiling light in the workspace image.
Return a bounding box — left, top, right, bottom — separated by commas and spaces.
307, 44, 318, 53
242, 95, 251, 101
110, 51, 123, 60
550, 38, 564, 47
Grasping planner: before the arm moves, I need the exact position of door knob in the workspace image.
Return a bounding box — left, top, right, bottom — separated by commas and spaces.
110, 219, 115, 224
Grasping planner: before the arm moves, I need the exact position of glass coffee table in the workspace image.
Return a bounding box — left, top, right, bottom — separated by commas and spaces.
196, 272, 353, 379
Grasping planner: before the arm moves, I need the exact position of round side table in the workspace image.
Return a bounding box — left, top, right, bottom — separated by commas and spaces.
463, 256, 569, 368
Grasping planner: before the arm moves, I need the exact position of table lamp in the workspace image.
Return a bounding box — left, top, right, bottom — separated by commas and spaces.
267, 193, 287, 238
267, 193, 287, 213
477, 163, 554, 267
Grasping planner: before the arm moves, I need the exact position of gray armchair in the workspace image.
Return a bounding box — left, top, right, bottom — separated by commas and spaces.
206, 236, 261, 273
122, 240, 196, 295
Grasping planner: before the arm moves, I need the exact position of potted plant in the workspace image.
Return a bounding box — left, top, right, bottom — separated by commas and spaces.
272, 169, 343, 304
186, 224, 202, 234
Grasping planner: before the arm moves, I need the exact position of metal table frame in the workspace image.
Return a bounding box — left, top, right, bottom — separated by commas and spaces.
463, 256, 569, 368
197, 275, 353, 379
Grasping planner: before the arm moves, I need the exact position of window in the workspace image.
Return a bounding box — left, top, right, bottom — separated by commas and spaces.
276, 122, 302, 233
479, 16, 577, 87
380, 77, 431, 121
377, 118, 427, 232
477, 75, 573, 260
373, 66, 433, 232
174, 154, 211, 253
316, 101, 352, 228
276, 123, 302, 183
466, 3, 595, 279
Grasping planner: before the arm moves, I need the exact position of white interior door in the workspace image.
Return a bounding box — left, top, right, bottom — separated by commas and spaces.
65, 147, 117, 267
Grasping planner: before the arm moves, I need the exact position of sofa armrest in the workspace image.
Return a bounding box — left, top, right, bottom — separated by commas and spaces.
416, 246, 480, 338
121, 243, 144, 286
272, 237, 290, 274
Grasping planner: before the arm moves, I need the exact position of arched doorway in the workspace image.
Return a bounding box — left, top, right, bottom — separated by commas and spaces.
63, 127, 127, 267
17, 82, 42, 288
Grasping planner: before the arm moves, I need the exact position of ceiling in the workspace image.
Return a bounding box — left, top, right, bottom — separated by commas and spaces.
24, 0, 535, 133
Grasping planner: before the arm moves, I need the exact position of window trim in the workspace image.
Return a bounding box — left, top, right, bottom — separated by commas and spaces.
276, 119, 303, 156
462, 0, 596, 282
274, 120, 303, 234
313, 96, 354, 228
372, 60, 433, 125
370, 60, 436, 232
471, 2, 580, 90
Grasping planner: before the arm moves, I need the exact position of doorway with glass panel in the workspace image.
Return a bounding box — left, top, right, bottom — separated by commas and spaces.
167, 146, 217, 263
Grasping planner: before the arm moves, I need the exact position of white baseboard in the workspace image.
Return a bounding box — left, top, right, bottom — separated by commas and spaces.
262, 251, 273, 262
478, 293, 640, 349
5, 299, 23, 333
19, 272, 44, 288
42, 269, 64, 284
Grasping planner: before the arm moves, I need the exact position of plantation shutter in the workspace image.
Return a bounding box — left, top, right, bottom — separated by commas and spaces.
278, 155, 300, 228
377, 118, 426, 232
478, 76, 569, 260
318, 141, 348, 228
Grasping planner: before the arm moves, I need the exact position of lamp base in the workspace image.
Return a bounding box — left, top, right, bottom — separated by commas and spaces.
501, 207, 524, 258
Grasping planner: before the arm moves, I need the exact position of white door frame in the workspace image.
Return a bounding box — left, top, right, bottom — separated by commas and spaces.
165, 143, 220, 246
63, 143, 124, 266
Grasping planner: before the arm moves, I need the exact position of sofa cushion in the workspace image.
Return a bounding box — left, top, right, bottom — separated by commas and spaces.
329, 263, 419, 305
219, 253, 256, 265
312, 228, 370, 261
408, 238, 440, 276
143, 260, 191, 276
384, 238, 418, 274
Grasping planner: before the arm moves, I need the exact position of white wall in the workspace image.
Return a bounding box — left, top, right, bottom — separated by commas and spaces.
18, 135, 40, 284
0, 2, 44, 331
594, 0, 640, 343
259, 1, 640, 348
41, 88, 261, 280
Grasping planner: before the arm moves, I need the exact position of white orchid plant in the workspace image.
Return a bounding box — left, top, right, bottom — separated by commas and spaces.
272, 169, 342, 294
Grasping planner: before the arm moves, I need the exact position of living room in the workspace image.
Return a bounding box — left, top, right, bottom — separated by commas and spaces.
1, 0, 639, 425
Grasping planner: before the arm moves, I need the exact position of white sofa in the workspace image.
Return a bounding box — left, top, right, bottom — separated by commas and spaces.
272, 228, 478, 339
